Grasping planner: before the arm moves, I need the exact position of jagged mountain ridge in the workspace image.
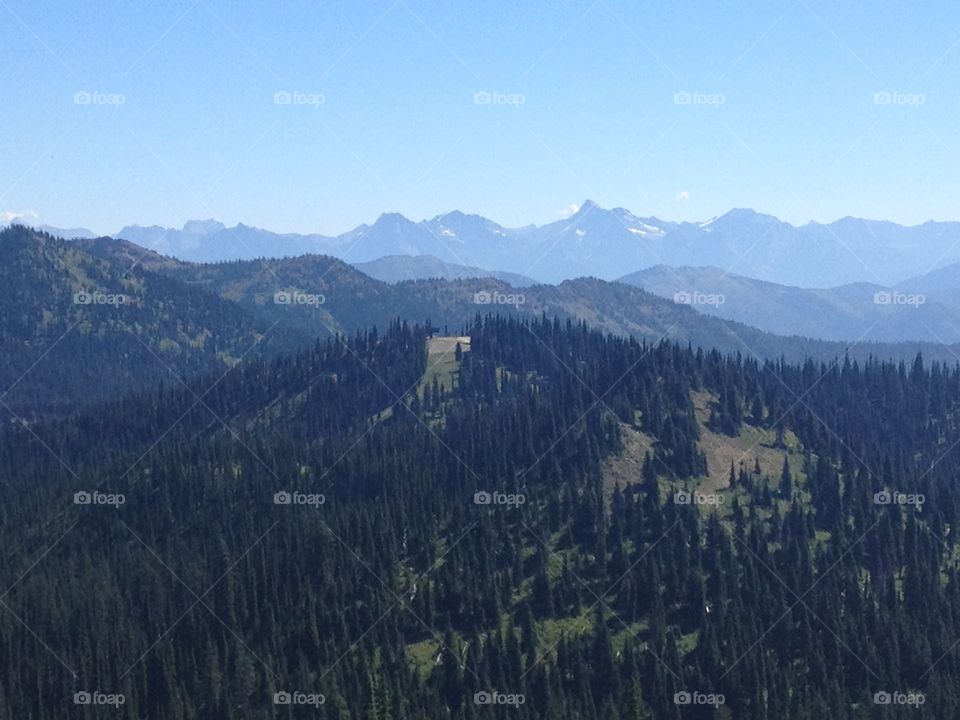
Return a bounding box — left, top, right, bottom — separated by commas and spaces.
110, 202, 960, 287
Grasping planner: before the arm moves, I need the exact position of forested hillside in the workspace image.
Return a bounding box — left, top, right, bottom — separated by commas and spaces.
0, 226, 306, 418
78, 233, 960, 366
2, 314, 959, 718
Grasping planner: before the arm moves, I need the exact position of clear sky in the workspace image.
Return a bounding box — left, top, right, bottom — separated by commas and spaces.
1, 0, 958, 235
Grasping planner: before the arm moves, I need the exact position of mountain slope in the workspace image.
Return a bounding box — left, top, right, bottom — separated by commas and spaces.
352, 254, 538, 286
0, 226, 305, 418
80, 233, 960, 365
619, 264, 960, 343
393, 276, 960, 364
901, 258, 960, 310
5, 315, 960, 717
115, 220, 336, 263
1, 218, 96, 239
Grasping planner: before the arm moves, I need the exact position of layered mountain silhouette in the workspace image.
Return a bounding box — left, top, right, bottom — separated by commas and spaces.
619, 264, 960, 344
109, 202, 960, 287
6, 224, 960, 423
352, 254, 537, 286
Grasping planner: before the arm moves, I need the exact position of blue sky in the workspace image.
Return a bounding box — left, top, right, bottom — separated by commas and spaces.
1, 0, 958, 235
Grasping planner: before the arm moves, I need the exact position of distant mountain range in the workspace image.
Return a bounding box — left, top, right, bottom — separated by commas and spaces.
619, 264, 960, 344
11, 205, 960, 345
9, 203, 960, 289
351, 254, 538, 287
104, 202, 960, 288
74, 231, 960, 366
7, 225, 960, 420
0, 215, 97, 239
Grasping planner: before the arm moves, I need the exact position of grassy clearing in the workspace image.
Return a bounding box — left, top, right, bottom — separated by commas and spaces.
692, 390, 803, 495
403, 384, 814, 679
407, 638, 441, 678
602, 423, 656, 507
420, 336, 469, 399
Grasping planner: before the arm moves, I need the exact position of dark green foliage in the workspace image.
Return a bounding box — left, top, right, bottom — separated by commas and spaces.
0, 226, 306, 420
2, 313, 960, 718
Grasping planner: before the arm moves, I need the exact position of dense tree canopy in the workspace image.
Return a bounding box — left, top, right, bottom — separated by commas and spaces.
1, 314, 958, 718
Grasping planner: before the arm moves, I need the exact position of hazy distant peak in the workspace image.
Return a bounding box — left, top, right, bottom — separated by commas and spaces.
375, 211, 412, 223
0, 216, 96, 239
433, 209, 468, 222
717, 208, 785, 225
182, 219, 226, 235
432, 209, 493, 225
96, 205, 960, 288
